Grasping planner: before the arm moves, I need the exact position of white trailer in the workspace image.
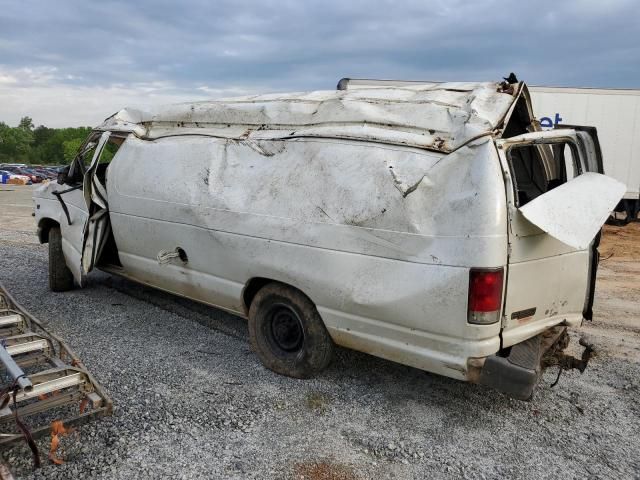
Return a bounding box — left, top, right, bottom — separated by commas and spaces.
529, 86, 640, 222
337, 78, 640, 222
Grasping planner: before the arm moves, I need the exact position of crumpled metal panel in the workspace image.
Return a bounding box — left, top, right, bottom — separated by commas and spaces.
96, 82, 518, 153
107, 135, 508, 268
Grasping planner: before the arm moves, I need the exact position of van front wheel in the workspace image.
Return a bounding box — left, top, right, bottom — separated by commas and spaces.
48, 226, 74, 292
248, 283, 334, 378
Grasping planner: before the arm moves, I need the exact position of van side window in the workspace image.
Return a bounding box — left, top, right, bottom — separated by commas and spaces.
508, 141, 579, 207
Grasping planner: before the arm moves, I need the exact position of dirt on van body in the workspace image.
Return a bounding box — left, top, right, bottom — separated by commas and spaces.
0, 184, 639, 479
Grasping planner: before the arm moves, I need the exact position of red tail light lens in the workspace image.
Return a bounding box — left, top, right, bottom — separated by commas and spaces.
468, 268, 504, 324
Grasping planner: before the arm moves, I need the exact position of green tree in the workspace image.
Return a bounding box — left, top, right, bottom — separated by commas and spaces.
18, 116, 34, 131
63, 138, 84, 162
0, 119, 92, 165
0, 121, 34, 162
35, 127, 91, 165
33, 125, 54, 147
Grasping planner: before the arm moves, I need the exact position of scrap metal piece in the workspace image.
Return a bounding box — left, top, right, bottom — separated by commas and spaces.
543, 331, 595, 388
49, 420, 73, 465
551, 339, 594, 373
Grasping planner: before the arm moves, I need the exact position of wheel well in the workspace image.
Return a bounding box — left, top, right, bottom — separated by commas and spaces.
242, 278, 316, 315
37, 218, 60, 244
242, 277, 272, 314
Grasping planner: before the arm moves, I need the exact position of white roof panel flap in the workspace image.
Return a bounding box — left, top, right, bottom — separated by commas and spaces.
519, 172, 626, 249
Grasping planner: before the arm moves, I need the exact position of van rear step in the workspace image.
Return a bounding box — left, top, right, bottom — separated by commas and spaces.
0, 282, 112, 467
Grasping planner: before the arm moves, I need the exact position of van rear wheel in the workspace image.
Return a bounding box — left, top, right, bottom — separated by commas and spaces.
48, 226, 74, 292
248, 283, 334, 378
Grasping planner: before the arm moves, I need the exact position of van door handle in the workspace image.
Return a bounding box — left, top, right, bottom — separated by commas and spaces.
157, 247, 188, 265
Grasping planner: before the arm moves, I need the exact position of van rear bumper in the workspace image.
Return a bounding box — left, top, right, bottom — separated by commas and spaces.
470, 326, 567, 400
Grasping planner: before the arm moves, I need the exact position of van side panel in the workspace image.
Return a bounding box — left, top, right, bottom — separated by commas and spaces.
107, 136, 509, 379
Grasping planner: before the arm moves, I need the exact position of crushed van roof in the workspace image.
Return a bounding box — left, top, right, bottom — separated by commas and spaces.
98, 81, 520, 153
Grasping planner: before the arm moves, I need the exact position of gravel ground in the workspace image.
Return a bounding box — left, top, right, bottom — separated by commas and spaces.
0, 188, 639, 479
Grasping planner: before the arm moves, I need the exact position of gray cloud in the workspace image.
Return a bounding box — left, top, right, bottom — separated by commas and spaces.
1, 0, 639, 126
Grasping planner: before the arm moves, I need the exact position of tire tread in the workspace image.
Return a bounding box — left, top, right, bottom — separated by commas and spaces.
49, 226, 74, 292
248, 282, 333, 378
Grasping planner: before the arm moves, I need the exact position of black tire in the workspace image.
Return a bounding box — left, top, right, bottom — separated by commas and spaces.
248, 283, 334, 378
48, 226, 74, 292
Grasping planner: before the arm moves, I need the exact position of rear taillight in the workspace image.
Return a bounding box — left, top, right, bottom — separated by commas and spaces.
468, 268, 504, 325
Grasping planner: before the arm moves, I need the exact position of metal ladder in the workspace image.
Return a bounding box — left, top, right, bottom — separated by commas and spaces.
0, 282, 112, 450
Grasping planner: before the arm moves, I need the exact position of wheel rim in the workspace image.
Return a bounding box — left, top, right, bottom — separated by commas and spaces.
267, 303, 304, 353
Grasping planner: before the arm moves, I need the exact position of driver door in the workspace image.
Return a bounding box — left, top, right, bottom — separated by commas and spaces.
80, 131, 112, 278
59, 131, 113, 285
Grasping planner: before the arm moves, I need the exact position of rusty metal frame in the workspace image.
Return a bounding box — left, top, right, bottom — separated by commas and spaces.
0, 282, 112, 448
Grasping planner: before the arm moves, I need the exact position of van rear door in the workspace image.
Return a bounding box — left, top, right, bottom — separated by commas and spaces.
495, 128, 625, 347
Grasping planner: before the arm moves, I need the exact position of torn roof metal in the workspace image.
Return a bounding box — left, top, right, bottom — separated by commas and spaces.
98, 81, 522, 153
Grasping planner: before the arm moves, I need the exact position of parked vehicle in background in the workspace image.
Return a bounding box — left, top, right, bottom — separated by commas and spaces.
31, 168, 54, 180
20, 168, 45, 183
0, 169, 32, 184
528, 85, 640, 223
33, 166, 61, 180
1, 166, 43, 183
30, 167, 57, 180
0, 164, 58, 181
46, 166, 65, 178
33, 79, 624, 400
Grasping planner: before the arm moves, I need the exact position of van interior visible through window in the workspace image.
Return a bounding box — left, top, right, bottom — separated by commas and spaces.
508, 141, 580, 207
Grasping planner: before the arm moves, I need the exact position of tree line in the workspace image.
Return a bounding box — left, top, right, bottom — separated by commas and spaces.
0, 116, 92, 165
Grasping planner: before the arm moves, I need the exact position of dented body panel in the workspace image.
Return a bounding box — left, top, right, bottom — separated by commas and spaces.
97, 83, 516, 154
105, 135, 508, 379
33, 80, 624, 397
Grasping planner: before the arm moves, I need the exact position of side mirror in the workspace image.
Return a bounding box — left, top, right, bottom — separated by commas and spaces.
56, 165, 71, 185
59, 158, 85, 185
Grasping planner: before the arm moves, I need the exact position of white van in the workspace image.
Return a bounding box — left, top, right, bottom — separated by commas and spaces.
33, 80, 624, 399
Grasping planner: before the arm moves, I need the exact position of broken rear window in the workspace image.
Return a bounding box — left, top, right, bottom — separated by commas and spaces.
507, 141, 581, 207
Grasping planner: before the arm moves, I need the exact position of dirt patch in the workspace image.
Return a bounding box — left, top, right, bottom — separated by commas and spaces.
600, 222, 640, 261
0, 185, 38, 236
293, 460, 360, 480
590, 222, 640, 362
305, 391, 331, 413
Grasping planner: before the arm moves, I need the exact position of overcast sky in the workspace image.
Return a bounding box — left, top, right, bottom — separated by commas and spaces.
1, 0, 639, 127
